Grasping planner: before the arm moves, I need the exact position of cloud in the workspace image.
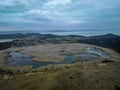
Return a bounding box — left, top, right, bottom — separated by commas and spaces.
0, 0, 15, 6
45, 0, 72, 7
0, 0, 120, 31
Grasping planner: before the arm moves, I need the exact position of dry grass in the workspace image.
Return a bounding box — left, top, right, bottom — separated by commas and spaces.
0, 43, 119, 75
5, 43, 120, 62
0, 62, 120, 90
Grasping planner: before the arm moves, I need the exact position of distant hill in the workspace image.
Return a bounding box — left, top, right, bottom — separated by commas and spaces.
78, 34, 120, 53
0, 33, 41, 39
0, 33, 120, 53
89, 33, 119, 39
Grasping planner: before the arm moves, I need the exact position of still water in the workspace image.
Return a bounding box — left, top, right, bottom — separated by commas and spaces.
7, 47, 114, 68
0, 39, 14, 43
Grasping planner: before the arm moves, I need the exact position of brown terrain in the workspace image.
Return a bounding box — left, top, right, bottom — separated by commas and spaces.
0, 43, 120, 90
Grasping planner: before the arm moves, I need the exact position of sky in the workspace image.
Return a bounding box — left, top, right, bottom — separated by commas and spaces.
0, 0, 120, 34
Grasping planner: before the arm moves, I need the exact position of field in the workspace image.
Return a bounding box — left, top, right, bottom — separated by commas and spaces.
0, 43, 120, 90
0, 62, 120, 90
6, 43, 120, 62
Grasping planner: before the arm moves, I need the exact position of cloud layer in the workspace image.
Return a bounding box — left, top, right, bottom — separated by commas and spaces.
0, 0, 120, 31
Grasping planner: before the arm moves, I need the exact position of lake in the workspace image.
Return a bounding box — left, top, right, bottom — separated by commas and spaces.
0, 39, 14, 43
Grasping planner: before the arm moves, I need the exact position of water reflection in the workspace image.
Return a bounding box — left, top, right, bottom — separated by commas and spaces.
7, 47, 116, 68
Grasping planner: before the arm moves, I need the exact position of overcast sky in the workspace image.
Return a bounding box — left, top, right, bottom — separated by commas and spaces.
0, 0, 120, 32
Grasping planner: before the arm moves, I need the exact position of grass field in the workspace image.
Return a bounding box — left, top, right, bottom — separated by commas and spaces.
0, 62, 120, 90
0, 43, 120, 90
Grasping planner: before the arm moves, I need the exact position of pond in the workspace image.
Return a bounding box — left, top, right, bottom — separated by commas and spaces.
7, 47, 115, 68
86, 47, 110, 58
0, 39, 14, 43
